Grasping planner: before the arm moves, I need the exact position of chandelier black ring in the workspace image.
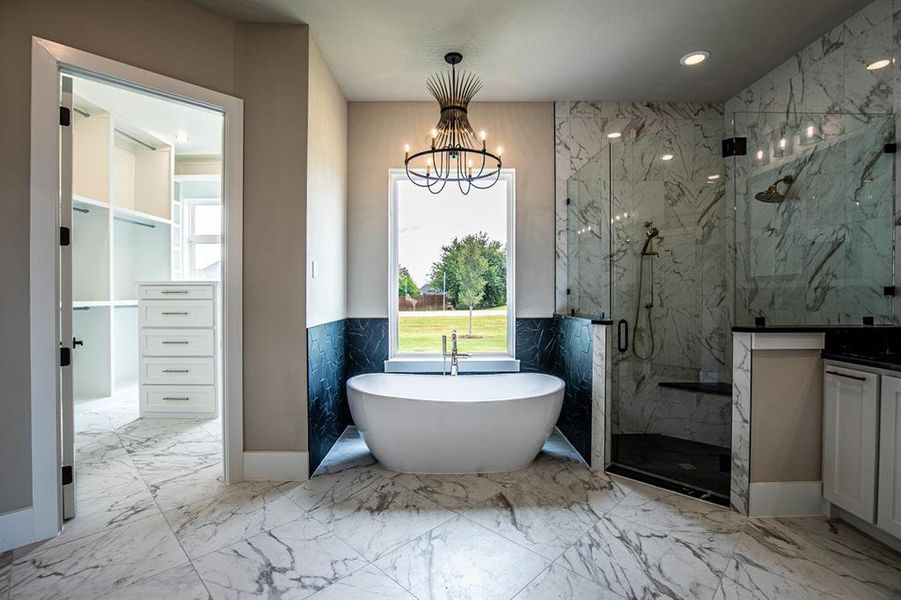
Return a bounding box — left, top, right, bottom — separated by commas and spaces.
403, 52, 503, 194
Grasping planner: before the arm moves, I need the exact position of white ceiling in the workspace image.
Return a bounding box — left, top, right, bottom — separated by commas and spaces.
73, 76, 223, 155
191, 0, 868, 102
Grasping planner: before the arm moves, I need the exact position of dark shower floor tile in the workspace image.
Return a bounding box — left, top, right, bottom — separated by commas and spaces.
610, 433, 731, 505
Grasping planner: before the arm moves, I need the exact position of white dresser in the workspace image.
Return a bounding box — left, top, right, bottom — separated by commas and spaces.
138, 281, 218, 418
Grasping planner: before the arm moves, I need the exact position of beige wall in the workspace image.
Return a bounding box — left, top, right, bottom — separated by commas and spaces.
306, 36, 348, 328
0, 0, 312, 513
347, 102, 555, 318
235, 24, 310, 454
750, 350, 823, 482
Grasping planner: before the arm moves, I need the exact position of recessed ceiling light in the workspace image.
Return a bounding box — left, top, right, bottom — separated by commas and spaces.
661, 153, 674, 161
707, 174, 720, 181
607, 132, 622, 139
867, 58, 891, 71
680, 51, 709, 66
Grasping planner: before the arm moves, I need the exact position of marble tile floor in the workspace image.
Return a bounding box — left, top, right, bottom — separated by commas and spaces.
4, 416, 901, 599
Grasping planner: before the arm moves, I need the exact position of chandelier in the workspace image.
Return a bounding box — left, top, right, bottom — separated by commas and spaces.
404, 52, 503, 194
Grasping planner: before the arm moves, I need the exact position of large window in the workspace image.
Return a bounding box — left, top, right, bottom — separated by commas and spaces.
389, 169, 515, 364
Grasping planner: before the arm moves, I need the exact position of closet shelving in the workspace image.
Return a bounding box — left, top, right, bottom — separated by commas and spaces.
72, 103, 176, 401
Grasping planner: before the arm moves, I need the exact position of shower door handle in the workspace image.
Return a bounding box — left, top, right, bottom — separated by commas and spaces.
617, 319, 628, 353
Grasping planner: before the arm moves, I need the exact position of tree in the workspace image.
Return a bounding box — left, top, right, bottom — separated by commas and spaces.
428, 233, 506, 311
398, 266, 420, 298
453, 243, 489, 336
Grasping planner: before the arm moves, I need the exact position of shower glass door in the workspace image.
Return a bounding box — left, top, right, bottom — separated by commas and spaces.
732, 111, 895, 326
606, 111, 733, 504
567, 145, 612, 319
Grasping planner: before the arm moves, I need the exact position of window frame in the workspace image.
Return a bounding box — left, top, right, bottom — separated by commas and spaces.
387, 168, 516, 368
183, 197, 222, 280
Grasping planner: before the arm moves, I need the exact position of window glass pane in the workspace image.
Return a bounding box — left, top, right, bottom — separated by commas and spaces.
193, 204, 221, 236
193, 242, 221, 280
396, 179, 509, 355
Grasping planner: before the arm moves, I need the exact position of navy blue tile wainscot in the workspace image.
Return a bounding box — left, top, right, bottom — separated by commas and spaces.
553, 315, 593, 463
346, 318, 389, 378
516, 318, 557, 373
307, 319, 348, 473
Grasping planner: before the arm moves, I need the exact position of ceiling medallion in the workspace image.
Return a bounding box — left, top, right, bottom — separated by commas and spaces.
404, 52, 502, 194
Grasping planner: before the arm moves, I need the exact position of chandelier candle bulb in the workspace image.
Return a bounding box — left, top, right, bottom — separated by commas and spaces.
403, 51, 503, 193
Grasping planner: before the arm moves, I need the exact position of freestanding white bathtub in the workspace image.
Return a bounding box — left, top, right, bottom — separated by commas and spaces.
347, 373, 565, 474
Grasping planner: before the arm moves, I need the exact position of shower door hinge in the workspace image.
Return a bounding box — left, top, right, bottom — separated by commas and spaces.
884, 143, 897, 154
60, 346, 71, 367
566, 197, 571, 205
59, 106, 71, 127
566, 288, 571, 295
722, 137, 747, 157
60, 226, 70, 246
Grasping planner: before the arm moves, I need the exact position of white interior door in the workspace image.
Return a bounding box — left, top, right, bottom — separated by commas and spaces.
59, 74, 75, 520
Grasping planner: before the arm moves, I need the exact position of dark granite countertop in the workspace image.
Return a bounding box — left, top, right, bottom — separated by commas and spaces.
556, 313, 614, 325
733, 325, 901, 332
821, 351, 901, 373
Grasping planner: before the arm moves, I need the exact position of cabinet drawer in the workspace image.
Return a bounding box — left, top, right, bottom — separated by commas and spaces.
141, 385, 216, 414
140, 329, 214, 356
140, 357, 214, 385
141, 300, 213, 328
141, 285, 214, 300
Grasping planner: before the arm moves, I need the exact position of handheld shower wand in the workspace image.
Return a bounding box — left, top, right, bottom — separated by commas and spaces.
632, 222, 658, 360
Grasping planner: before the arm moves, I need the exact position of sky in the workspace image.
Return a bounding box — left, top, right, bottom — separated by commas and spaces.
397, 179, 507, 286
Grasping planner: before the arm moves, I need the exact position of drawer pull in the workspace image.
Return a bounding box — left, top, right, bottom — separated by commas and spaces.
163, 396, 190, 401
162, 341, 189, 345
161, 311, 189, 315
161, 290, 189, 294
826, 370, 867, 382
163, 369, 190, 373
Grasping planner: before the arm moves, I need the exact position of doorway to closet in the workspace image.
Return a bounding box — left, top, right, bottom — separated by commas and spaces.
62, 72, 227, 531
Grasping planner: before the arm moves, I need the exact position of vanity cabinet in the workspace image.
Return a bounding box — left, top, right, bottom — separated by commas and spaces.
879, 376, 901, 538
823, 365, 879, 522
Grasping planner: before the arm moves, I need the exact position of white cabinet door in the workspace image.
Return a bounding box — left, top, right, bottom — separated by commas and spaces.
823, 365, 879, 522
879, 376, 901, 538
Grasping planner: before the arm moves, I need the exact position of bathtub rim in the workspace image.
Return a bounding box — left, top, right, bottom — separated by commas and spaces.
346, 372, 564, 403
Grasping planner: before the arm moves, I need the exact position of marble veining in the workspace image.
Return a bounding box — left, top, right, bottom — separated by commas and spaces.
9, 420, 901, 599
731, 332, 752, 515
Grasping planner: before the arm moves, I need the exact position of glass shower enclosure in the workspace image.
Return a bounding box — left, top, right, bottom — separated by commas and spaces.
566, 107, 894, 505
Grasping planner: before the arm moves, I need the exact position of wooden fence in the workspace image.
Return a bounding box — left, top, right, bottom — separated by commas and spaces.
398, 293, 450, 311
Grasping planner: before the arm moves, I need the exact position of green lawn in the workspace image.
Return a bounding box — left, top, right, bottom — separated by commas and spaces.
398, 312, 507, 353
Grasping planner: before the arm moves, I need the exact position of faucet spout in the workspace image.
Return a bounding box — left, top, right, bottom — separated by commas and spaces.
443, 329, 469, 375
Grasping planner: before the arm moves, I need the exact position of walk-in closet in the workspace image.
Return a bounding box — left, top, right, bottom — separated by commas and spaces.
64, 74, 226, 528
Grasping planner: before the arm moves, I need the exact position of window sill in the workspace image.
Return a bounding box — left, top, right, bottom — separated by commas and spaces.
384, 357, 520, 374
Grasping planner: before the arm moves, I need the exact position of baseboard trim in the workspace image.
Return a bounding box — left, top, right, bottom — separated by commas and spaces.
0, 506, 36, 552
749, 481, 823, 517
243, 451, 309, 481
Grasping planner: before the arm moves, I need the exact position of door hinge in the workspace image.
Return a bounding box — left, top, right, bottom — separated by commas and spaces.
59, 106, 71, 127
722, 137, 747, 157
60, 346, 71, 367
566, 288, 571, 295
566, 197, 571, 206
60, 226, 71, 246
884, 143, 897, 154
61, 465, 73, 485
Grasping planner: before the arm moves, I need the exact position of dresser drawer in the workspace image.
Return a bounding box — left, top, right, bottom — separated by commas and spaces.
141, 300, 213, 328
140, 329, 215, 356
141, 285, 214, 300
141, 385, 216, 414
140, 357, 215, 385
